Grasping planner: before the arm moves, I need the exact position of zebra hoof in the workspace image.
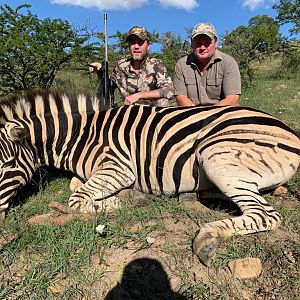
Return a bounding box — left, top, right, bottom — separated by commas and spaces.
193, 232, 222, 267
95, 196, 121, 212
0, 209, 6, 219
70, 177, 85, 192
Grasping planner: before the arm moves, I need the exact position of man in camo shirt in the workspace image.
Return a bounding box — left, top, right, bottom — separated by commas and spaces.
89, 26, 174, 107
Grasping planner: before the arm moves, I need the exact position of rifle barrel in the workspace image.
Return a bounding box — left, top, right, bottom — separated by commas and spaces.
102, 14, 110, 110
104, 13, 108, 63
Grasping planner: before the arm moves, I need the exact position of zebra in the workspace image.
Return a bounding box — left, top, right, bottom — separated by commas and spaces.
0, 89, 299, 266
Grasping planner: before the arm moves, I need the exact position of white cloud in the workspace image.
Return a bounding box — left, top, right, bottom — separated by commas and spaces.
241, 0, 276, 11
159, 0, 198, 11
51, 0, 198, 11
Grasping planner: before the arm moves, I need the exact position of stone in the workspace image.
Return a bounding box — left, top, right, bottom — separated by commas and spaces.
228, 257, 262, 279
169, 276, 182, 292
272, 186, 288, 196
27, 213, 55, 225
48, 201, 73, 214
48, 277, 71, 294
178, 192, 198, 202
0, 233, 18, 247
27, 212, 93, 225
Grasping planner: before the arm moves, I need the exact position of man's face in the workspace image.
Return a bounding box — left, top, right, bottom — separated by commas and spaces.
191, 34, 217, 62
128, 36, 150, 61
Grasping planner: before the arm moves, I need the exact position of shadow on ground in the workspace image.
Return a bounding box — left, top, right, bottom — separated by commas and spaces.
104, 257, 188, 300
10, 166, 73, 210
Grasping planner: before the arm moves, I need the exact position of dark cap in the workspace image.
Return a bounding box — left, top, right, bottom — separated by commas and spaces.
126, 26, 150, 41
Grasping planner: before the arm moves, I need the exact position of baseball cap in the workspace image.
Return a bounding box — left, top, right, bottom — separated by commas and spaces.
191, 23, 217, 40
126, 26, 150, 41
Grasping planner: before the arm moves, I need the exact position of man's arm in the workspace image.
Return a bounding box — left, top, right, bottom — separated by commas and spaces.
176, 94, 239, 107
124, 90, 161, 105
89, 62, 117, 108
220, 56, 241, 106
89, 62, 104, 100
214, 94, 239, 106
176, 95, 195, 106
174, 58, 195, 106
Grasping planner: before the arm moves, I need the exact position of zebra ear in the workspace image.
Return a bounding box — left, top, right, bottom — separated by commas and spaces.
7, 123, 27, 142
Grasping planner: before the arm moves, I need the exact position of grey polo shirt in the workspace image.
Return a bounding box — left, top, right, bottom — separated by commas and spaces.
174, 50, 241, 105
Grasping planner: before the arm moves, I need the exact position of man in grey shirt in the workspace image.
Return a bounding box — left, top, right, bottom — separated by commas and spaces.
174, 23, 241, 106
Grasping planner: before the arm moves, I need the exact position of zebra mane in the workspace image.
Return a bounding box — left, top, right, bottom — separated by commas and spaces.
0, 89, 101, 123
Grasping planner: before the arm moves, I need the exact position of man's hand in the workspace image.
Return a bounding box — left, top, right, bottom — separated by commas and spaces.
88, 62, 102, 73
124, 93, 141, 105
213, 95, 239, 106
176, 95, 195, 106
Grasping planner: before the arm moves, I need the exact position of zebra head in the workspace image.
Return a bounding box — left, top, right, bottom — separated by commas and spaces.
0, 121, 36, 218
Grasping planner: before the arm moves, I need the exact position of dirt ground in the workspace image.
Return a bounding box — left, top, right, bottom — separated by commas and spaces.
1, 186, 299, 300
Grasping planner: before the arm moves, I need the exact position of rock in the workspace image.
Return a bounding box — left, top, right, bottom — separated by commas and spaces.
178, 192, 198, 202
218, 268, 230, 280
169, 276, 182, 292
48, 277, 71, 294
272, 186, 288, 196
48, 201, 73, 214
241, 290, 254, 300
228, 257, 262, 279
51, 214, 79, 225
55, 189, 64, 195
48, 283, 66, 294
283, 250, 296, 264
90, 253, 101, 267
27, 213, 55, 225
0, 233, 18, 247
27, 212, 93, 225
178, 193, 208, 211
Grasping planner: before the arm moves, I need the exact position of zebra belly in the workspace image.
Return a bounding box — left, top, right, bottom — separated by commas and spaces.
135, 157, 215, 196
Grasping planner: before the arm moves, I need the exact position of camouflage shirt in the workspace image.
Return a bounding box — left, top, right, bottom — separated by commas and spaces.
110, 56, 174, 107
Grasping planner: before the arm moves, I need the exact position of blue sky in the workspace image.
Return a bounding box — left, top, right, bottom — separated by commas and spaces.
1, 0, 298, 45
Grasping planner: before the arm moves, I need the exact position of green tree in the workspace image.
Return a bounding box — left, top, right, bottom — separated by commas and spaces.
0, 4, 89, 96
221, 16, 282, 85
221, 26, 255, 86
273, 0, 300, 35
158, 32, 190, 78
273, 0, 300, 73
280, 41, 300, 72
248, 15, 282, 56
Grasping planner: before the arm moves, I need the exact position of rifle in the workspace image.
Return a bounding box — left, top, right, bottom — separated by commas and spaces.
98, 14, 115, 110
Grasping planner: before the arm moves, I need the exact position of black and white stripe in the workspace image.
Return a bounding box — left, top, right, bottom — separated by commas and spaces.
0, 89, 299, 265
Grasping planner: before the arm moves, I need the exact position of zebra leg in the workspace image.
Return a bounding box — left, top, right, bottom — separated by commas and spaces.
68, 162, 135, 213
70, 176, 85, 192
193, 160, 281, 266
0, 209, 5, 219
